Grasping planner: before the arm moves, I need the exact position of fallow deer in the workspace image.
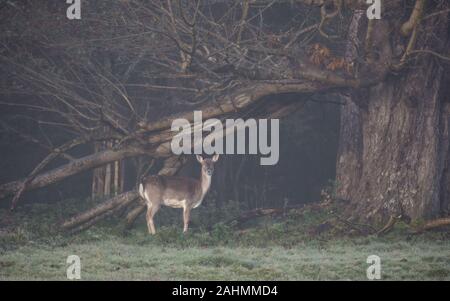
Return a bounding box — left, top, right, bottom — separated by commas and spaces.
138, 154, 219, 234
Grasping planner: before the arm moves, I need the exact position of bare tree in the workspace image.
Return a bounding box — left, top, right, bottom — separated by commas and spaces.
0, 0, 449, 230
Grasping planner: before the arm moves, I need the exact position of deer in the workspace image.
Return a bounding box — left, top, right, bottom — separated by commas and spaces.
138, 154, 219, 234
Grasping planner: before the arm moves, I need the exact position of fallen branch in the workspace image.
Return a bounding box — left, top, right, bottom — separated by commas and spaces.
67, 197, 136, 234
124, 202, 147, 229
0, 146, 145, 201
10, 137, 87, 210
225, 204, 309, 227
330, 212, 377, 235
412, 217, 450, 234
226, 208, 285, 226
376, 215, 399, 236
61, 190, 139, 231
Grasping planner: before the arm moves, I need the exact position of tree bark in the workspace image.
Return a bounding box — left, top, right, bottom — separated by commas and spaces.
336, 8, 450, 222
439, 100, 450, 215
336, 9, 365, 203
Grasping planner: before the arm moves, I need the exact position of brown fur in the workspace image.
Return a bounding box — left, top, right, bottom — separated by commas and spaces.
143, 176, 203, 207
139, 154, 219, 234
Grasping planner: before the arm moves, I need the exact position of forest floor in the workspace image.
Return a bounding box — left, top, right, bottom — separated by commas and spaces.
0, 198, 449, 280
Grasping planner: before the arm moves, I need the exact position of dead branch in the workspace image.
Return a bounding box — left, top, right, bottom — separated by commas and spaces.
376, 215, 399, 236
411, 217, 450, 234
401, 0, 426, 36
9, 137, 88, 210
61, 190, 139, 231
0, 147, 145, 201
225, 208, 287, 226
330, 211, 377, 234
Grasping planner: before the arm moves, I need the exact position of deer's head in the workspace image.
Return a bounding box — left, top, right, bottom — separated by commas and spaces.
196, 154, 219, 176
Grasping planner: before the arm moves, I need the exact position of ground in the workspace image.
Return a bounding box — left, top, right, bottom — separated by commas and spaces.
0, 199, 449, 280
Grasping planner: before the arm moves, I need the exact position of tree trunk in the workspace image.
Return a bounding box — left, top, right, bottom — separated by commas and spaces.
439, 100, 450, 215
92, 140, 124, 199
114, 158, 120, 196
91, 142, 106, 199
336, 9, 450, 222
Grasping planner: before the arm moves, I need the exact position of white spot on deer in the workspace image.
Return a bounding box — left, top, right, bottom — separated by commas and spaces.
164, 199, 186, 208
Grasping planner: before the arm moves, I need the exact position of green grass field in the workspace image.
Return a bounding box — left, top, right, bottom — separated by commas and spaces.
0, 199, 449, 280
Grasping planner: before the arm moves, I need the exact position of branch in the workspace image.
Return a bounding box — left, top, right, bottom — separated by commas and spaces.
0, 146, 145, 201
61, 190, 139, 231
408, 50, 450, 62
236, 0, 250, 45
138, 68, 383, 134
10, 137, 88, 210
412, 217, 450, 234
401, 0, 426, 36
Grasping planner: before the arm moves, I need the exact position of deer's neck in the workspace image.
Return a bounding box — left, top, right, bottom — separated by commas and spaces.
200, 171, 212, 197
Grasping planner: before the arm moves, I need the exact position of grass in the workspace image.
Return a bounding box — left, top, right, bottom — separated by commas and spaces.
0, 198, 449, 280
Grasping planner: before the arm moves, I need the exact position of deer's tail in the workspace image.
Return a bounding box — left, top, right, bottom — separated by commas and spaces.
138, 181, 145, 200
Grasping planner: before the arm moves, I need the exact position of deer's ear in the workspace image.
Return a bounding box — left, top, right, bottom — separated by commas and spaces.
196, 155, 204, 163
212, 154, 220, 162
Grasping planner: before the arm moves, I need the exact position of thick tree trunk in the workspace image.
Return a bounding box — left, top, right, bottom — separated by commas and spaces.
336, 9, 450, 222
439, 100, 450, 215
336, 10, 365, 204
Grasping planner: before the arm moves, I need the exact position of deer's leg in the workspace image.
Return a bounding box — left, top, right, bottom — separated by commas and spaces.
146, 202, 160, 235
183, 206, 191, 233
